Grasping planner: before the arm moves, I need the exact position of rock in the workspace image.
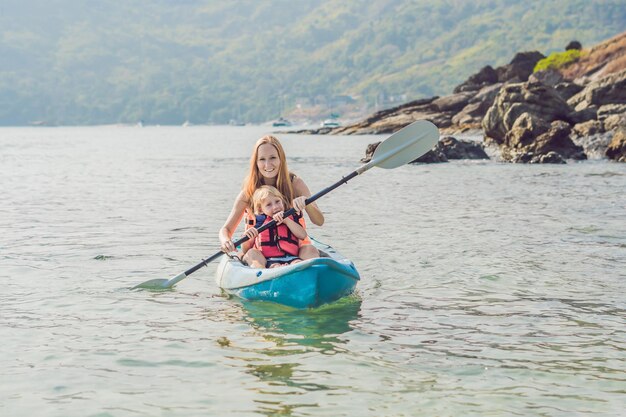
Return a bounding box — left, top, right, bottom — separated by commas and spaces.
529, 69, 564, 87
468, 83, 503, 105
510, 152, 534, 163
453, 65, 499, 93
360, 142, 381, 163
508, 113, 548, 147
454, 51, 546, 93
530, 151, 566, 164
413, 149, 448, 163
333, 96, 446, 135
571, 131, 614, 160
496, 51, 546, 83
496, 117, 586, 163
411, 136, 490, 163
533, 121, 586, 160
437, 136, 489, 160
597, 103, 626, 120
603, 113, 626, 131
456, 51, 547, 90
361, 136, 489, 164
567, 69, 626, 109
315, 33, 625, 148
483, 81, 573, 144
451, 103, 482, 125
504, 112, 550, 149
433, 92, 475, 112
568, 106, 598, 124
573, 76, 592, 88
554, 82, 584, 101
572, 120, 604, 137
606, 128, 626, 162
566, 40, 583, 51
452, 84, 504, 126
428, 113, 455, 129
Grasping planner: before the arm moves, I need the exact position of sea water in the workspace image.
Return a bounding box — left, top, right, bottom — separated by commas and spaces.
1, 125, 624, 416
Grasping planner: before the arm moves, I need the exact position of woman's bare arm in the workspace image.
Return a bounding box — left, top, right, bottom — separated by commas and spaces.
292, 176, 324, 226
219, 190, 248, 252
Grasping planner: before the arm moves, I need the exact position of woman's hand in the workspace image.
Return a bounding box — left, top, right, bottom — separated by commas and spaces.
292, 196, 307, 214
220, 239, 236, 254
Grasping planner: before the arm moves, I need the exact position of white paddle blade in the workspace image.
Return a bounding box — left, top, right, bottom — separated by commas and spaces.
371, 120, 439, 169
132, 278, 171, 290
133, 271, 186, 290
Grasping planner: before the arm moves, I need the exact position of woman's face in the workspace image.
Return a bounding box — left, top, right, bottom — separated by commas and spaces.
256, 143, 280, 181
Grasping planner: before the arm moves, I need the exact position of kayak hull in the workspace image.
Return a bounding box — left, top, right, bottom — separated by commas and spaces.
215, 239, 359, 309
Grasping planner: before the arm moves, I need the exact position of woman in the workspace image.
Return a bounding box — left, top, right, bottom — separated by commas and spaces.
219, 135, 323, 265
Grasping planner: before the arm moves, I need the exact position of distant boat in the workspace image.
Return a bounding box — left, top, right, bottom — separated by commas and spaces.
272, 117, 292, 127
182, 120, 192, 127
320, 119, 341, 128
229, 119, 245, 126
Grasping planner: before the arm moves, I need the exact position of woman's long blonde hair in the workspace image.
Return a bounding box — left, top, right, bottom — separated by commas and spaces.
243, 135, 295, 211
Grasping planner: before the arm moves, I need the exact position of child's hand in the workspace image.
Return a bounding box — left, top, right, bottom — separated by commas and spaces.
244, 227, 259, 241
272, 211, 284, 224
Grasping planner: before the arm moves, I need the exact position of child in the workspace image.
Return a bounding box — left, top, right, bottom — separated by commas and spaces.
243, 185, 307, 268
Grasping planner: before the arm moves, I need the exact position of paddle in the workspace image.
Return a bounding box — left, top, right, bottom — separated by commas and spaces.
134, 119, 439, 290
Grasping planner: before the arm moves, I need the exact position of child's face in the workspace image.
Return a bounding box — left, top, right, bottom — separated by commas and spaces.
259, 195, 284, 216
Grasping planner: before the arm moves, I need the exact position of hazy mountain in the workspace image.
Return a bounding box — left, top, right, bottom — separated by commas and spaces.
1, 0, 624, 125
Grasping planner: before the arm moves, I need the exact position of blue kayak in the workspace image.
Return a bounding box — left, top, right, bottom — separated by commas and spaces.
215, 238, 360, 309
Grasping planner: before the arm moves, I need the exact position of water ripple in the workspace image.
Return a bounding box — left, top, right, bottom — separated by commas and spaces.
1, 127, 625, 416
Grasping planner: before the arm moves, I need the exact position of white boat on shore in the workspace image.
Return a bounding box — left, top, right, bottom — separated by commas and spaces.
272, 117, 292, 127
320, 119, 341, 128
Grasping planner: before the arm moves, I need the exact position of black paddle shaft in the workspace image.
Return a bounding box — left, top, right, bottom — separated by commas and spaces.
183, 170, 360, 276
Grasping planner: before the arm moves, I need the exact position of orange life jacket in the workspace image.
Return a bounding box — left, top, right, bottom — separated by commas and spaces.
253, 214, 301, 257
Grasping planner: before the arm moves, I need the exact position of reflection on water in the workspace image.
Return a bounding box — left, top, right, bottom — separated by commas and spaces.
241, 296, 362, 352
230, 297, 362, 416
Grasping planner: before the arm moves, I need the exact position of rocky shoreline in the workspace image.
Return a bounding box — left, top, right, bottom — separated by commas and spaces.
294, 32, 626, 163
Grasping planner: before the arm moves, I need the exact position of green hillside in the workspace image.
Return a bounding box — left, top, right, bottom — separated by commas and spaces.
0, 0, 624, 125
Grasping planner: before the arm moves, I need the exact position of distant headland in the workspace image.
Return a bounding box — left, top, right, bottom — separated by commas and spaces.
294, 31, 626, 163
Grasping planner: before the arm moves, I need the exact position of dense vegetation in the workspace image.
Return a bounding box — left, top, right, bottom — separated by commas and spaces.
0, 0, 624, 125
534, 50, 582, 72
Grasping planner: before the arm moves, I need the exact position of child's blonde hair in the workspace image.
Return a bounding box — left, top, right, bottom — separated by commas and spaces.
252, 185, 289, 214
